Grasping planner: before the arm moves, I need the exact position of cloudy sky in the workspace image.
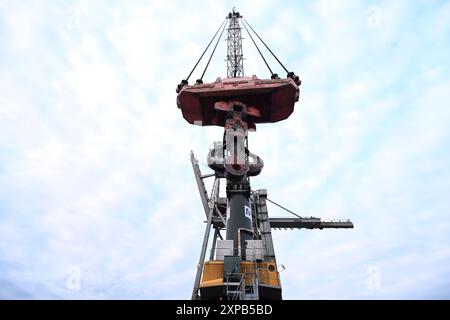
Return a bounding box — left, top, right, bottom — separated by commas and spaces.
0, 0, 449, 299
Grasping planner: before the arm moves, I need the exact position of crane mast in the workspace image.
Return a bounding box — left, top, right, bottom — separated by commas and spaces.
226, 8, 244, 78
176, 8, 354, 301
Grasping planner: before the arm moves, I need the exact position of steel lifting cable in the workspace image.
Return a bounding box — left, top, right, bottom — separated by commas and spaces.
185, 18, 227, 82
242, 17, 290, 75
241, 18, 274, 77
265, 198, 303, 219
199, 19, 228, 82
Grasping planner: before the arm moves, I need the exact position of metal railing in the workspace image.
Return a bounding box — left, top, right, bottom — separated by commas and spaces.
224, 271, 258, 300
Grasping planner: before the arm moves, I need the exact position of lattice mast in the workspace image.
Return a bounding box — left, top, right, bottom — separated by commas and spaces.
226, 8, 244, 78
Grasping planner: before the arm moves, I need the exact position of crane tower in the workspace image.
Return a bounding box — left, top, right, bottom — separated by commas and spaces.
176, 8, 353, 300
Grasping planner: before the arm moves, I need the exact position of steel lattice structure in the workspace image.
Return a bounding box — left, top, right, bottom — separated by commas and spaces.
226, 9, 244, 78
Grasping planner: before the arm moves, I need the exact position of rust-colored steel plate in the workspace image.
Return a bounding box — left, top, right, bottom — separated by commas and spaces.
177, 75, 300, 127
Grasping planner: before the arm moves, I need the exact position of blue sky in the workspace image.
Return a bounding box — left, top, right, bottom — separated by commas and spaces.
0, 0, 449, 299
